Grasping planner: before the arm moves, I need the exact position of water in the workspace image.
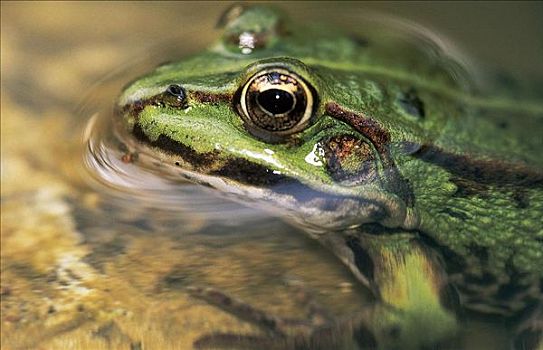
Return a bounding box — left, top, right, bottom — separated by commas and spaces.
2, 2, 542, 349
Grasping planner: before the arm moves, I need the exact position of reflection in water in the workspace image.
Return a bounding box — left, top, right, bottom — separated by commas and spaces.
84, 112, 267, 223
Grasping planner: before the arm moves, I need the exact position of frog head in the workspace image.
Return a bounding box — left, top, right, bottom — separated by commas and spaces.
116, 6, 443, 233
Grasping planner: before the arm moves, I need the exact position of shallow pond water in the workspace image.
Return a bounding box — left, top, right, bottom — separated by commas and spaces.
2, 2, 542, 350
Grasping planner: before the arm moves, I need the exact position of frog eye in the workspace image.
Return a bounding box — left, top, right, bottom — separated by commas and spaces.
238, 69, 315, 135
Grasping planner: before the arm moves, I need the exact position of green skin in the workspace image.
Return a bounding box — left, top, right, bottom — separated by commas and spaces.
117, 5, 543, 349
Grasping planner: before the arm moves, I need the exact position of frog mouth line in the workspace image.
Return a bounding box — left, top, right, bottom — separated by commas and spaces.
126, 123, 408, 231
161, 161, 396, 233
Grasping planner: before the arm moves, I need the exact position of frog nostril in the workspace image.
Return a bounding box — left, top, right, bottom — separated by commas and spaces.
166, 84, 186, 100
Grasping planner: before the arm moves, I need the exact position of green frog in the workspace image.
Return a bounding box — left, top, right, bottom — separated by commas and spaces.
114, 5, 543, 349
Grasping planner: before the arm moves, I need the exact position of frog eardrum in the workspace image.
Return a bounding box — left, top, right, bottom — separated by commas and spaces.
237, 68, 315, 135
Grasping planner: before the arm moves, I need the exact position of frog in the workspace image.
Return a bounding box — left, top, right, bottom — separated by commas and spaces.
114, 4, 543, 349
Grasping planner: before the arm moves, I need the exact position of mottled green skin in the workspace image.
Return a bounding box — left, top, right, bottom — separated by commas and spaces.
117, 5, 543, 345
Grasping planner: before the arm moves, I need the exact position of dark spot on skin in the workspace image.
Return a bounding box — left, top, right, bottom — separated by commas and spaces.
497, 121, 509, 129
397, 89, 425, 118
512, 189, 530, 209
467, 245, 489, 266
345, 235, 375, 281
325, 102, 415, 206
494, 260, 530, 301
413, 144, 543, 189
439, 207, 469, 221
132, 124, 218, 169
322, 134, 379, 186
450, 177, 490, 198
353, 323, 378, 349
452, 176, 535, 207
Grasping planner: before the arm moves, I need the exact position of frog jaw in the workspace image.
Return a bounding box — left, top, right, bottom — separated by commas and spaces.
182, 168, 408, 234
118, 99, 417, 233
128, 137, 413, 234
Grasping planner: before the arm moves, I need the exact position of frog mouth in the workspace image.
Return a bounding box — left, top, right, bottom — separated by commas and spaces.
165, 161, 400, 232
114, 114, 417, 232
126, 131, 412, 233
118, 103, 417, 232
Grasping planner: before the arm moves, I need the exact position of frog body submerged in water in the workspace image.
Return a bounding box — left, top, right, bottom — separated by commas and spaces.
115, 5, 543, 349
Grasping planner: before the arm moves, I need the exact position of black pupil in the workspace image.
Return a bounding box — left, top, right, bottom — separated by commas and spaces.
257, 89, 294, 115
